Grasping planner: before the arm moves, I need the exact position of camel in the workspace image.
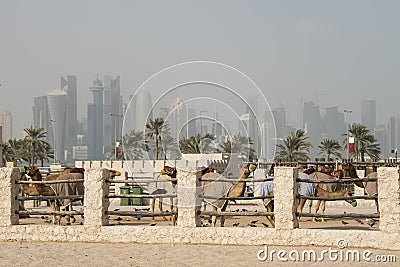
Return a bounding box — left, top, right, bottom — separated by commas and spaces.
201, 162, 257, 227
260, 171, 356, 225
307, 169, 342, 215
156, 165, 216, 225
297, 187, 356, 220
151, 166, 177, 224
341, 163, 379, 212
20, 166, 81, 224
20, 166, 120, 225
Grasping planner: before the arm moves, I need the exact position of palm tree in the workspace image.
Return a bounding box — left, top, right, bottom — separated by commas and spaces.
345, 123, 381, 161
179, 133, 216, 154
6, 138, 29, 163
219, 134, 256, 160
23, 126, 49, 165
160, 135, 181, 160
275, 129, 312, 162
121, 130, 148, 160
145, 118, 170, 160
318, 139, 342, 161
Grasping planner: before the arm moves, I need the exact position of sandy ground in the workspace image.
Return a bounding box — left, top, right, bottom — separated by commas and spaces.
6, 203, 397, 266
0, 241, 398, 267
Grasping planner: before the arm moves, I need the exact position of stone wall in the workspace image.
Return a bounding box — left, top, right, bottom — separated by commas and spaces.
0, 166, 399, 250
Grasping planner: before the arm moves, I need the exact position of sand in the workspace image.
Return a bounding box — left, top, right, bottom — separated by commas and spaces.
4, 203, 397, 266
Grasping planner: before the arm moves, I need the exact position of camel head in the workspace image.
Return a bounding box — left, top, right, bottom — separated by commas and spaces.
161, 166, 177, 185
201, 165, 215, 176
339, 189, 357, 207
238, 162, 257, 177
161, 166, 177, 178
109, 169, 121, 178
25, 166, 42, 180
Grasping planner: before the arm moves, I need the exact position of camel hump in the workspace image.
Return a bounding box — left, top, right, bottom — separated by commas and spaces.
202, 172, 224, 179
310, 172, 335, 180
57, 173, 84, 180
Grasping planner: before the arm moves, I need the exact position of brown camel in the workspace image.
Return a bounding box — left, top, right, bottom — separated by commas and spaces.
264, 186, 356, 225
201, 162, 257, 227
20, 166, 120, 225
157, 165, 216, 225
20, 166, 78, 224
155, 166, 178, 225
341, 163, 379, 212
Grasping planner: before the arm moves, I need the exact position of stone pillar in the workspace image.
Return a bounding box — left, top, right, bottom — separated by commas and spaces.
84, 168, 109, 226
0, 167, 19, 226
176, 168, 201, 227
378, 167, 400, 233
274, 167, 299, 229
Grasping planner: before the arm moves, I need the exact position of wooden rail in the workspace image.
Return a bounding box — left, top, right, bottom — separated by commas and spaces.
17, 195, 84, 201
106, 211, 176, 217
17, 210, 84, 216
200, 211, 274, 217
17, 180, 84, 184
107, 194, 176, 199
297, 177, 377, 183
198, 195, 273, 200
298, 195, 378, 201
296, 212, 380, 219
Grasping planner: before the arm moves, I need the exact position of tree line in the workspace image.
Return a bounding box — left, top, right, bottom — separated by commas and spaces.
1, 118, 382, 166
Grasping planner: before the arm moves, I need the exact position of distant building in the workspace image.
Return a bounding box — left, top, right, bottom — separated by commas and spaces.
47, 89, 67, 162
170, 98, 196, 139
388, 116, 397, 153
61, 75, 78, 163
33, 96, 52, 143
72, 146, 88, 160
87, 78, 104, 160
0, 110, 12, 142
103, 75, 122, 155
361, 100, 376, 131
133, 89, 153, 132
324, 106, 346, 143
303, 101, 323, 159
375, 124, 388, 158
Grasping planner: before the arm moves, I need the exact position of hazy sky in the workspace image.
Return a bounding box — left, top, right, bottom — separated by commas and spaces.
1, 0, 399, 137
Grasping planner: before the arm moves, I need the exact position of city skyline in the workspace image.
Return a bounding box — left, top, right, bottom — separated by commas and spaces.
1, 1, 399, 137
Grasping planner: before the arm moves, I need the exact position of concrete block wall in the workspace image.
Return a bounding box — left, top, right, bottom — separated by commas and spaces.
0, 166, 399, 250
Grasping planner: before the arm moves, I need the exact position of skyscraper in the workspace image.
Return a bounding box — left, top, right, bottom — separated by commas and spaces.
103, 75, 122, 155
0, 110, 12, 142
361, 100, 376, 131
303, 101, 323, 159
33, 96, 51, 143
87, 78, 104, 160
324, 106, 346, 142
132, 89, 153, 132
388, 116, 396, 153
47, 90, 67, 162
61, 75, 78, 161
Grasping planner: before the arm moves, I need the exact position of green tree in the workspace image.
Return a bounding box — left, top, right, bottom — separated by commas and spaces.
275, 129, 312, 162
345, 123, 381, 161
179, 133, 216, 154
219, 134, 256, 160
23, 126, 49, 166
120, 130, 148, 160
145, 118, 170, 160
318, 139, 342, 161
160, 135, 181, 160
